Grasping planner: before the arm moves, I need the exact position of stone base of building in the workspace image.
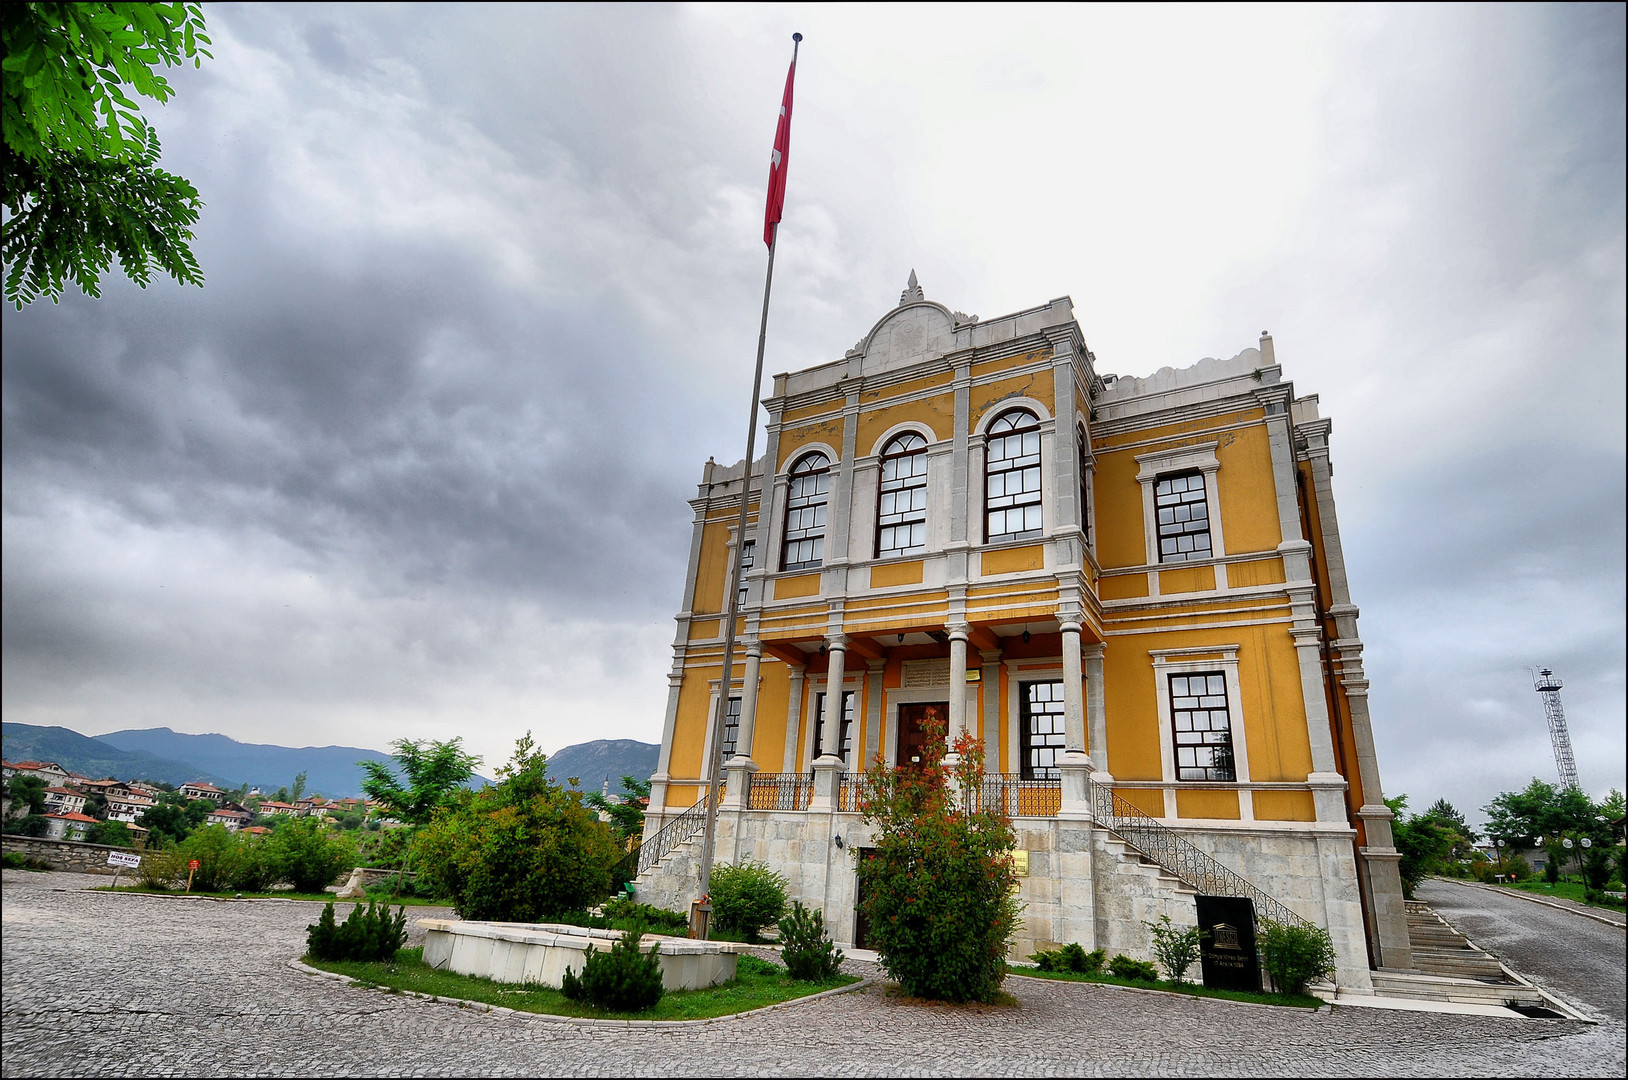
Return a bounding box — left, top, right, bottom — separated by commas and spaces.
635, 808, 1373, 992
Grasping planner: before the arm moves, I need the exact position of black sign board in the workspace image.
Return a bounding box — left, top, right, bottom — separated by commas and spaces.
1196, 895, 1260, 992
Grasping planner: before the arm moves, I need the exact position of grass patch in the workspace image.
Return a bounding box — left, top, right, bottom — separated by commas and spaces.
1499, 879, 1625, 912
90, 884, 449, 906
304, 947, 858, 1020
1011, 965, 1323, 1009
1, 852, 55, 872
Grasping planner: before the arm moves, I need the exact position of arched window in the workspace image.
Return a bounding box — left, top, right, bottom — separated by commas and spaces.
985, 409, 1042, 541
876, 432, 928, 557
781, 451, 830, 571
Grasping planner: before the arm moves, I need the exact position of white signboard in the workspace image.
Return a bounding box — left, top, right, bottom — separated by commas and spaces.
106, 851, 141, 869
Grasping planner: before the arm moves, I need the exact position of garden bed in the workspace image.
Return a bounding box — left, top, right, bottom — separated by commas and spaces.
302, 947, 860, 1021
91, 884, 449, 906
1008, 966, 1324, 1009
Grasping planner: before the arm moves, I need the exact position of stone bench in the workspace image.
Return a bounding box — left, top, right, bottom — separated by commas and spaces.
417, 919, 743, 991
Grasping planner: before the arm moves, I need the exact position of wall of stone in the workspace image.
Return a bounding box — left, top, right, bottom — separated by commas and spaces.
630, 808, 1373, 990
2, 835, 138, 875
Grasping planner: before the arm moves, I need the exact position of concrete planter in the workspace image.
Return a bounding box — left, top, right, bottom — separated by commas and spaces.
417, 919, 743, 991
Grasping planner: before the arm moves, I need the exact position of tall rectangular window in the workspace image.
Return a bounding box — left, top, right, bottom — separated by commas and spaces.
1020, 680, 1066, 780
736, 540, 755, 610
986, 410, 1043, 542
1169, 672, 1235, 781
1155, 471, 1212, 563
877, 433, 928, 556
720, 696, 742, 760
812, 690, 855, 763
782, 452, 830, 571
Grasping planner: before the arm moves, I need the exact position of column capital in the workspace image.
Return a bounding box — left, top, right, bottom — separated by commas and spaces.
1081, 642, 1105, 660
743, 639, 763, 658
947, 622, 971, 642
824, 633, 849, 652
1059, 620, 1083, 637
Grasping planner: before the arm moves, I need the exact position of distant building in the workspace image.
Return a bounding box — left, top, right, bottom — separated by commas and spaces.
42, 786, 89, 816
105, 793, 157, 823
43, 812, 98, 841
4, 761, 73, 787
178, 781, 228, 804
206, 807, 253, 832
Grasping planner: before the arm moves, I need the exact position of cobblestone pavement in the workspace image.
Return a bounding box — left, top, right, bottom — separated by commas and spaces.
5, 870, 1624, 1078
1418, 876, 1627, 1022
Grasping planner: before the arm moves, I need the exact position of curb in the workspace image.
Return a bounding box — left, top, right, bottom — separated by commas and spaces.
1447, 879, 1627, 930
287, 958, 870, 1027
1003, 970, 1329, 1013
86, 888, 453, 909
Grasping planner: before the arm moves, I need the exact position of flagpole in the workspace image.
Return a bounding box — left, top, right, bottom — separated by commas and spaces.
696, 32, 800, 938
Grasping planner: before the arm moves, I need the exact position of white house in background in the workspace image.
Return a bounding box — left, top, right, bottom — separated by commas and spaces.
129, 782, 166, 798
256, 801, 302, 817
178, 781, 228, 804
106, 794, 156, 823
4, 761, 74, 787
43, 812, 98, 841
206, 806, 253, 832
42, 786, 88, 816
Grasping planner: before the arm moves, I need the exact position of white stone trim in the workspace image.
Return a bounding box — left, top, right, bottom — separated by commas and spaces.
1002, 659, 1066, 778
807, 672, 865, 770
781, 441, 840, 475
1148, 644, 1253, 821
866, 421, 941, 459
1135, 441, 1227, 592
972, 395, 1053, 435
881, 684, 971, 768
701, 677, 747, 782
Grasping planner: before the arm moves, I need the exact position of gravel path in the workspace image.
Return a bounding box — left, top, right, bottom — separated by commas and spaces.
5, 869, 1624, 1077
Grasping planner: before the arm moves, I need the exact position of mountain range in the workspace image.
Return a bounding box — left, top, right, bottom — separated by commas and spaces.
1, 722, 656, 801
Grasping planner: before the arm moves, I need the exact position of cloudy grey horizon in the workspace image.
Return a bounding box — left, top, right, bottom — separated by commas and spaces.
3, 3, 1623, 827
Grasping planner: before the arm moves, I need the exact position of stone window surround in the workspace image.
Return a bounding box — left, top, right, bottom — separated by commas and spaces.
852, 422, 945, 562
805, 672, 865, 771
880, 683, 978, 769
1149, 644, 1254, 822
1002, 658, 1065, 777
700, 678, 752, 782
972, 396, 1055, 546
766, 440, 839, 578
1135, 441, 1227, 595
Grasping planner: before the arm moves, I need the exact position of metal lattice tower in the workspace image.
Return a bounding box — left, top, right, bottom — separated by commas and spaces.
1534, 668, 1581, 792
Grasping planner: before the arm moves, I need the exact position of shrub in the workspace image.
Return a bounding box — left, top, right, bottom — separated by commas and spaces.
601, 897, 688, 935
1029, 943, 1104, 974
710, 860, 788, 941
1582, 848, 1613, 890
1505, 854, 1533, 882
1146, 915, 1205, 985
735, 954, 783, 977
855, 711, 1021, 1003
1, 851, 53, 871
1544, 854, 1561, 883
267, 818, 355, 893
1108, 954, 1159, 981
1257, 919, 1336, 996
177, 825, 238, 893
86, 820, 135, 847
560, 926, 664, 1012
1, 814, 50, 838
414, 734, 621, 922
306, 900, 408, 962
778, 900, 844, 981
137, 844, 189, 889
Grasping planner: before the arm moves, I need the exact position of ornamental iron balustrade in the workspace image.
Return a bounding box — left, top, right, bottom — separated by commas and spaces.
615, 786, 716, 885
971, 774, 1063, 817
837, 773, 880, 813
1088, 778, 1312, 929
750, 772, 814, 811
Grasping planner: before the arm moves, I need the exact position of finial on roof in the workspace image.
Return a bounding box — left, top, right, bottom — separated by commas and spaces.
900, 269, 924, 305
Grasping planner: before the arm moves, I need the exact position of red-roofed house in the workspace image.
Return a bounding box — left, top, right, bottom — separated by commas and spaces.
4, 761, 73, 786
106, 793, 157, 823
42, 786, 89, 816
178, 781, 227, 804
206, 806, 253, 831
256, 801, 301, 817
44, 811, 99, 841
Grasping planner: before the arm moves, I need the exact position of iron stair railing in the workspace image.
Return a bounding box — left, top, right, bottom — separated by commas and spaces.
614, 787, 714, 886
1089, 777, 1314, 929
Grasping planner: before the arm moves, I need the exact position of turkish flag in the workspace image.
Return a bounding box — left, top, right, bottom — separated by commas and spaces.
763, 56, 796, 247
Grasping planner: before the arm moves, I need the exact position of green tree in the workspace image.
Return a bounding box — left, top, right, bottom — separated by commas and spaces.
1385, 795, 1455, 898
2, 2, 211, 306
86, 819, 132, 847
584, 775, 649, 846
1420, 798, 1477, 843
413, 733, 620, 922
855, 708, 1022, 1003
137, 801, 191, 845
290, 771, 307, 803
6, 774, 49, 815
1482, 779, 1606, 845
360, 738, 481, 827
266, 817, 354, 893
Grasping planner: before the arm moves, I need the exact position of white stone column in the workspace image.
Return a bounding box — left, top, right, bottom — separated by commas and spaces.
720, 642, 762, 810
811, 637, 847, 810
1058, 621, 1094, 816
947, 624, 970, 756
1289, 618, 1348, 823
1083, 643, 1110, 780
781, 663, 806, 773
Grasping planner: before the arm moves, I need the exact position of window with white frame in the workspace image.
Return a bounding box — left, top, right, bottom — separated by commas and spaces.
782, 452, 830, 571
986, 409, 1042, 541
812, 690, 854, 761
1077, 424, 1091, 544
876, 432, 928, 557
1155, 471, 1211, 563
735, 539, 755, 610
720, 695, 742, 760
1169, 672, 1235, 781
1020, 680, 1066, 780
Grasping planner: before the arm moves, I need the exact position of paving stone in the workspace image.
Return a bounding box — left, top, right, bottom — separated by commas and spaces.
3, 868, 1623, 1077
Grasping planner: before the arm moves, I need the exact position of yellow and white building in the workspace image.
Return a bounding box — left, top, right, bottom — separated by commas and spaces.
640, 276, 1411, 989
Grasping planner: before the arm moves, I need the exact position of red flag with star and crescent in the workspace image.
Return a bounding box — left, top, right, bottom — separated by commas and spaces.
763, 55, 796, 247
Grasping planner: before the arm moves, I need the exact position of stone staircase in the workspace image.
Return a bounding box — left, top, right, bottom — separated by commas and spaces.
1363, 901, 1544, 1008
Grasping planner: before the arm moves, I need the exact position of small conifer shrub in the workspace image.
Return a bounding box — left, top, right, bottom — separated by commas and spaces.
1107, 954, 1159, 982
560, 926, 664, 1012
777, 901, 844, 981
306, 900, 408, 962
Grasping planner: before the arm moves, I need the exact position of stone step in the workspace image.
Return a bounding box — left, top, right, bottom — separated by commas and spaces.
1372, 971, 1542, 1007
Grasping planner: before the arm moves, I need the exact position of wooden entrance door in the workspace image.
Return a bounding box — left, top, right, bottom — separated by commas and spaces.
896, 702, 947, 768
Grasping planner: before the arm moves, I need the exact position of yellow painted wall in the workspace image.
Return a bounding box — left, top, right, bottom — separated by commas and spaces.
859, 368, 954, 405
752, 662, 792, 772
1091, 448, 1146, 569
691, 523, 731, 615
668, 671, 715, 781
1099, 573, 1149, 600
1215, 421, 1281, 554
1116, 788, 1164, 818
856, 394, 955, 450
1228, 557, 1287, 588
1234, 625, 1315, 782
1104, 644, 1163, 781
1176, 789, 1241, 819
778, 416, 848, 472
1158, 564, 1214, 594
972, 346, 1050, 378
1254, 790, 1316, 821
970, 368, 1054, 431
774, 574, 822, 600
982, 544, 1045, 575
871, 560, 925, 587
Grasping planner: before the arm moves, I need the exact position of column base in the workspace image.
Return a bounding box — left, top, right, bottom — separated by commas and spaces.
1059, 751, 1095, 818
1308, 772, 1349, 822
719, 758, 759, 810
809, 756, 845, 811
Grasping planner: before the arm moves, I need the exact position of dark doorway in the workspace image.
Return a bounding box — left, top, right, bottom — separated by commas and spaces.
896, 702, 947, 769
854, 846, 878, 950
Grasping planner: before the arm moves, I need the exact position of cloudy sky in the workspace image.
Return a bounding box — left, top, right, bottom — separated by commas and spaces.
3, 3, 1622, 824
